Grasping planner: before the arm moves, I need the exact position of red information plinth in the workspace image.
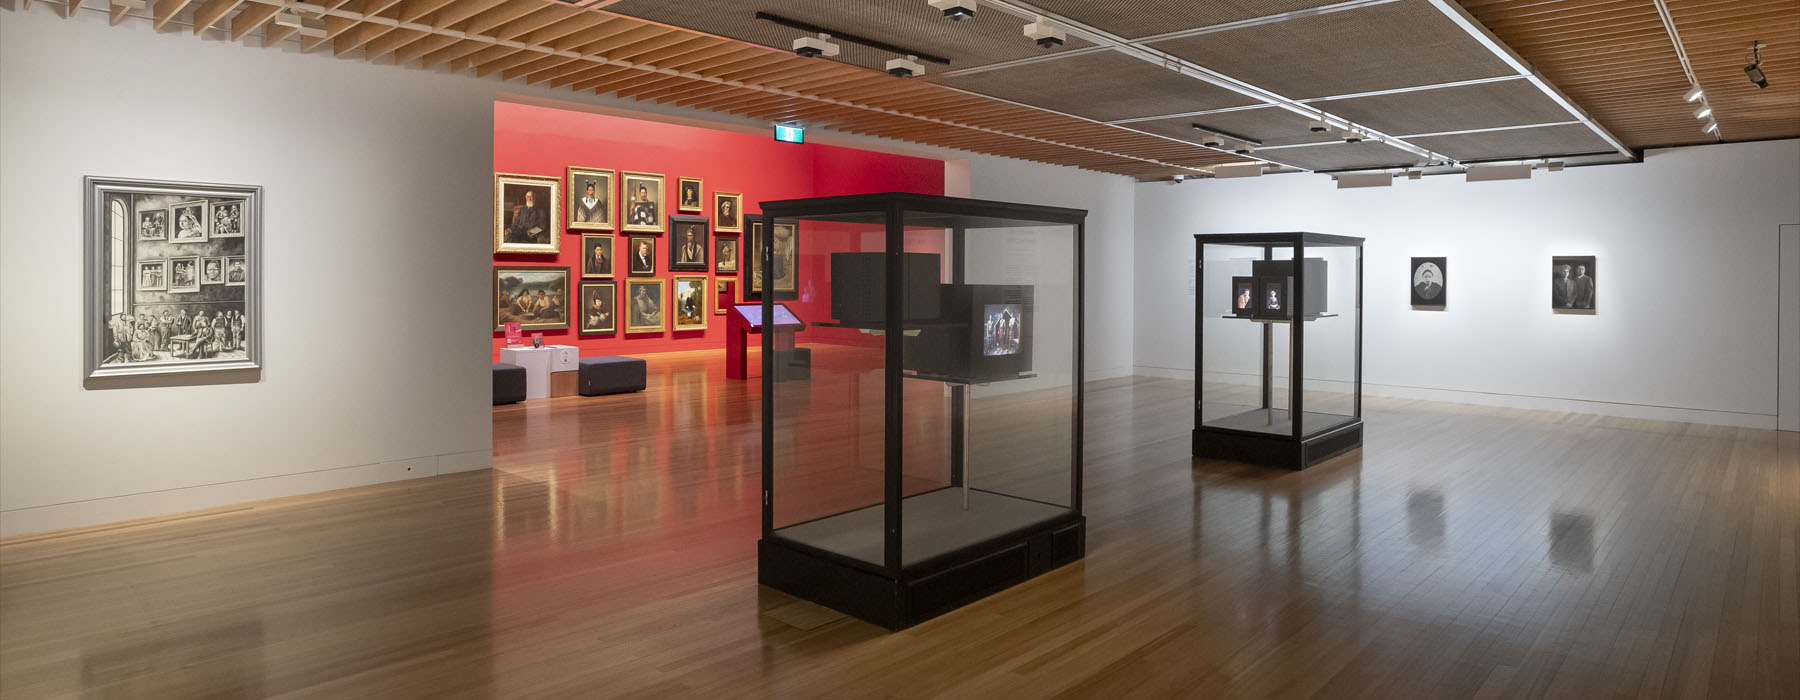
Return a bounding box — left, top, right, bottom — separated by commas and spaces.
726, 303, 805, 380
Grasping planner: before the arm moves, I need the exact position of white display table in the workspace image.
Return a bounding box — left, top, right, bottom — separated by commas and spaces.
498, 347, 555, 399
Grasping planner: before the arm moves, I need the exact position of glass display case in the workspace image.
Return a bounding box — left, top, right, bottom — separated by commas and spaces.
1193, 232, 1363, 470
756, 193, 1085, 630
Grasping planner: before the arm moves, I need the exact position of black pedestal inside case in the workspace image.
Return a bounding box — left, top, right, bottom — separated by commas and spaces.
755, 193, 1087, 630
1193, 232, 1364, 470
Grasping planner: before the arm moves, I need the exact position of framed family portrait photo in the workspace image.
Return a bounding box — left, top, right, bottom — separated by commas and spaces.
1551, 255, 1596, 312
672, 275, 708, 331
494, 172, 560, 254
677, 176, 703, 213
1231, 276, 1255, 317
1410, 257, 1446, 307
621, 171, 665, 233
85, 176, 262, 379
493, 265, 570, 331
715, 237, 738, 274
579, 281, 616, 334
581, 234, 614, 279
627, 235, 657, 277
567, 166, 615, 231
747, 216, 799, 300
668, 215, 709, 272
714, 191, 744, 233
625, 278, 665, 333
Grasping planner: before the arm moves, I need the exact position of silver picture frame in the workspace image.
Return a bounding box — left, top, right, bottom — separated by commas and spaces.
85, 176, 263, 379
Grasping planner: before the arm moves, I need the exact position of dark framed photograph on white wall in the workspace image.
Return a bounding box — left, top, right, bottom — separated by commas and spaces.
1410, 257, 1445, 307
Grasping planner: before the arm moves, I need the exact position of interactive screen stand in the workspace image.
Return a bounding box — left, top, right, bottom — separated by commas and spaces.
727, 303, 805, 380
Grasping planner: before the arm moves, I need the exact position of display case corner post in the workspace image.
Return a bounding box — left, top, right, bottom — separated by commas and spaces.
1073, 219, 1086, 513
760, 212, 777, 537
1290, 238, 1306, 441
1354, 242, 1364, 419
883, 199, 906, 576
1192, 238, 1206, 449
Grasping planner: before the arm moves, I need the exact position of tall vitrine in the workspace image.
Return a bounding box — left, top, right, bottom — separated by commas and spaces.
756, 193, 1085, 630
1193, 232, 1364, 470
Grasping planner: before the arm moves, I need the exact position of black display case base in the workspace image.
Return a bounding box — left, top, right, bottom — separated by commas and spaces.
759, 513, 1085, 630
1192, 419, 1362, 470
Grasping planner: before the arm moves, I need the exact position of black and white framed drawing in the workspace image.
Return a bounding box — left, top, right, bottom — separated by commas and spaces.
85, 177, 262, 379
1410, 257, 1446, 307
1551, 255, 1596, 311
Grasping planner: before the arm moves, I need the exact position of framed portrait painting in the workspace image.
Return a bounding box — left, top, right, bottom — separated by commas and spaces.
581, 234, 614, 279
85, 176, 262, 379
668, 215, 709, 272
579, 281, 616, 334
627, 235, 657, 277
1551, 255, 1595, 312
715, 237, 738, 274
621, 171, 665, 233
625, 278, 666, 333
672, 275, 708, 331
715, 278, 735, 315
1410, 257, 1446, 307
493, 265, 570, 331
567, 167, 615, 231
714, 191, 744, 233
494, 173, 560, 254
747, 216, 799, 300
677, 177, 703, 213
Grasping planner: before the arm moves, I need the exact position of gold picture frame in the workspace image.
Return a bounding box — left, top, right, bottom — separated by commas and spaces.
620, 171, 665, 233
672, 275, 709, 331
493, 265, 570, 331
625, 278, 666, 333
579, 281, 616, 334
677, 176, 703, 213
494, 173, 560, 254
714, 191, 744, 233
566, 166, 616, 231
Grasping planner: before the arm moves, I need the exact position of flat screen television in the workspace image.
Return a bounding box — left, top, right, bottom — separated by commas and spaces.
828, 252, 942, 327
905, 284, 1033, 382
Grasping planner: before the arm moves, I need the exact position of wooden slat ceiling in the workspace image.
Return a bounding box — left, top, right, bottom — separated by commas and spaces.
17, 0, 1798, 179
1463, 0, 1800, 148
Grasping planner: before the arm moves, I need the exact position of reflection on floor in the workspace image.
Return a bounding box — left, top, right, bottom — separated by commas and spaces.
1, 349, 1795, 699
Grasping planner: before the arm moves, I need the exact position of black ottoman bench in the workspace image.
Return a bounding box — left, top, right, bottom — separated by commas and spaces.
493, 362, 526, 405
579, 356, 646, 396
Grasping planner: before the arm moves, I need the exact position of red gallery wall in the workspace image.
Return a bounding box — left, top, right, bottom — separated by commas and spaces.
492, 102, 945, 360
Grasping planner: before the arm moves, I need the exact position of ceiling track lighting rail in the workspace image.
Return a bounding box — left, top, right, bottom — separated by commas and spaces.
1649, 0, 1722, 140
753, 12, 950, 65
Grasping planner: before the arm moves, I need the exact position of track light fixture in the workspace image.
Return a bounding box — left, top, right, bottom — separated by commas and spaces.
1683, 84, 1704, 102
1746, 41, 1768, 89
1232, 143, 1255, 155
1023, 18, 1065, 49
929, 0, 976, 21
1308, 119, 1329, 133
1340, 129, 1363, 144
792, 33, 840, 59
1703, 119, 1719, 134
886, 55, 924, 78
1693, 104, 1712, 120
1171, 174, 1187, 183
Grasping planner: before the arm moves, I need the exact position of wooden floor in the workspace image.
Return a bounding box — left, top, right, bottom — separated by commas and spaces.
2, 351, 1796, 699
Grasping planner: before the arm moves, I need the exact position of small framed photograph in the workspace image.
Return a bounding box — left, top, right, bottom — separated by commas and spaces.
627, 235, 657, 276
1410, 257, 1446, 307
581, 234, 614, 279
493, 265, 571, 331
1258, 277, 1291, 319
494, 172, 560, 254
168, 256, 201, 293
579, 281, 616, 334
625, 278, 666, 333
137, 209, 168, 241
715, 237, 738, 274
714, 191, 744, 233
715, 278, 734, 315
746, 216, 799, 299
200, 256, 227, 285
136, 259, 168, 291
621, 171, 665, 233
677, 176, 703, 213
169, 200, 209, 243
1230, 276, 1255, 316
1551, 255, 1595, 312
224, 255, 247, 286
668, 215, 709, 271
672, 275, 708, 331
210, 200, 245, 238
567, 166, 616, 231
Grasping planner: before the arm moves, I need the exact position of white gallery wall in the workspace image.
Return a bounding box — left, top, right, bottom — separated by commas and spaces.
1135, 139, 1800, 427
0, 8, 1136, 535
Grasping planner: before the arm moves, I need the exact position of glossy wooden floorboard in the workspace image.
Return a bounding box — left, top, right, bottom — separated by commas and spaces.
1, 351, 1795, 699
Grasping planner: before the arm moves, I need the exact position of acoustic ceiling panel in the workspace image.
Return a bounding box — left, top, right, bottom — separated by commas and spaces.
1261, 140, 1418, 171
1147, 0, 1516, 99
1407, 123, 1617, 161
601, 0, 1095, 73
1127, 107, 1326, 148
1311, 78, 1576, 137
1017, 0, 1348, 40
932, 50, 1260, 122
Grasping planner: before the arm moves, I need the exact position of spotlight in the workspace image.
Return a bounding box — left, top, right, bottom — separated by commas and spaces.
1703, 119, 1719, 134
1023, 19, 1065, 49
1308, 119, 1329, 133
929, 0, 976, 21
1171, 174, 1187, 183
1201, 136, 1223, 148
1683, 84, 1704, 102
886, 55, 924, 78
1694, 104, 1712, 120
792, 33, 840, 59
1340, 129, 1363, 144
1746, 41, 1768, 89
1232, 142, 1255, 155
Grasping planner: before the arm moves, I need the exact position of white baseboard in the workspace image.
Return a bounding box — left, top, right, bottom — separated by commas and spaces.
1086, 365, 1135, 382
0, 449, 490, 538
1132, 366, 1777, 430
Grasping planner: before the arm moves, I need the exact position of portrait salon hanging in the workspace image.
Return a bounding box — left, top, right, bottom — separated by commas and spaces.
84, 176, 263, 379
